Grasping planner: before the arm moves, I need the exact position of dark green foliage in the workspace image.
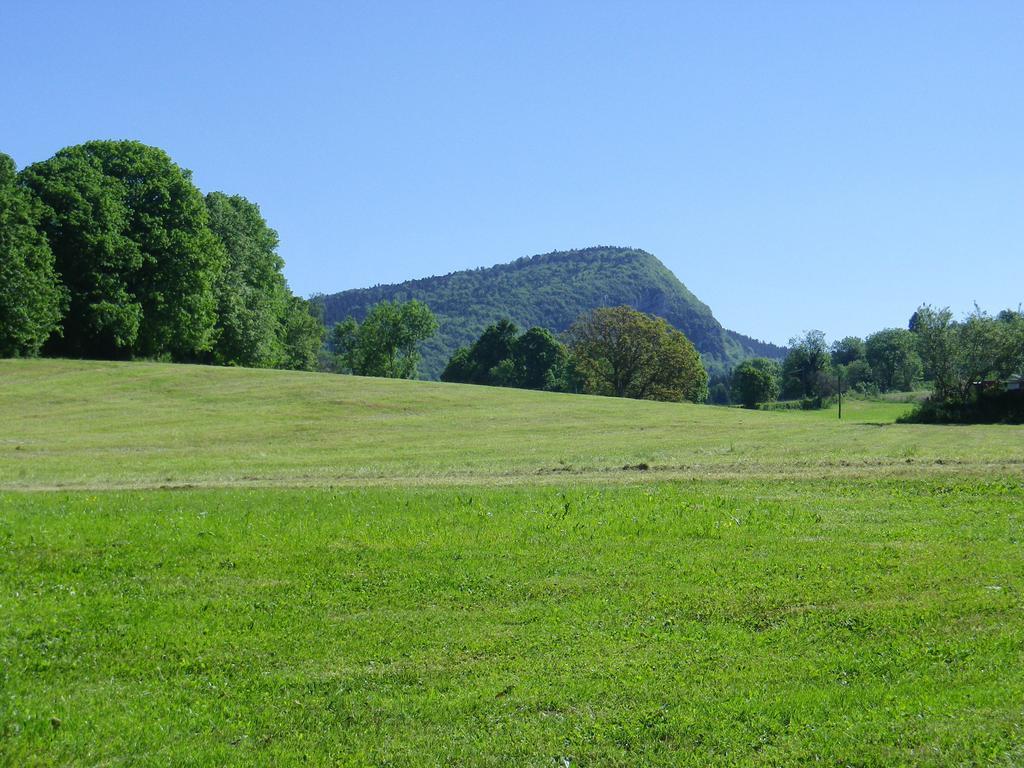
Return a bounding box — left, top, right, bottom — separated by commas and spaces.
441, 321, 569, 390
865, 328, 921, 391
204, 192, 291, 367
330, 317, 360, 373
781, 330, 832, 401
514, 327, 569, 390
567, 306, 708, 403
443, 319, 519, 385
906, 304, 1024, 422
332, 299, 438, 378
731, 357, 782, 408
0, 154, 66, 356
830, 336, 865, 367
900, 389, 1024, 424
278, 296, 325, 371
913, 305, 1024, 403
706, 371, 733, 405
20, 141, 223, 359
320, 247, 786, 379
841, 359, 876, 393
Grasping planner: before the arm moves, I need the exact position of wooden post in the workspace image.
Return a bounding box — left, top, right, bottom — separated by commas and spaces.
838, 368, 842, 420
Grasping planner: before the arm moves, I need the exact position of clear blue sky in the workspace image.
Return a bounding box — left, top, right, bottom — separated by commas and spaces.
3, 1, 1022, 345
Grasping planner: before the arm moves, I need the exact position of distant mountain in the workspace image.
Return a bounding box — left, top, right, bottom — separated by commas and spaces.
319, 247, 786, 379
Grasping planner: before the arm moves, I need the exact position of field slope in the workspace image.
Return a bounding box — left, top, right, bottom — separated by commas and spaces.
2, 359, 1023, 766
1, 359, 1021, 490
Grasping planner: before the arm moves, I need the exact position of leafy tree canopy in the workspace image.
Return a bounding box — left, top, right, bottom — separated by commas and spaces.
20, 140, 223, 359
830, 336, 865, 367
0, 153, 66, 356
333, 299, 438, 379
731, 357, 782, 408
279, 296, 325, 371
567, 306, 708, 403
204, 192, 291, 367
781, 330, 832, 400
864, 328, 921, 392
441, 321, 570, 391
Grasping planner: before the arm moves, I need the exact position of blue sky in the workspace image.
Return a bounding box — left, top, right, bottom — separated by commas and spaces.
3, 1, 1021, 345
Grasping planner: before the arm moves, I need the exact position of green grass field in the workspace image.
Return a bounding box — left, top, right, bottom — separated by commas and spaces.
2, 360, 1023, 766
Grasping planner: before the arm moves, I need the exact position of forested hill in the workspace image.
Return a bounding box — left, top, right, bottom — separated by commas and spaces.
319, 247, 786, 379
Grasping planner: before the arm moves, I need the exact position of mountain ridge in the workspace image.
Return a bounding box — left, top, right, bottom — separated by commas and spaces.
318, 247, 786, 378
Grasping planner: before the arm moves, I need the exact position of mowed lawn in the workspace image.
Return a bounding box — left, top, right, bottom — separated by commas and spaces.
1, 359, 1022, 489
2, 360, 1024, 766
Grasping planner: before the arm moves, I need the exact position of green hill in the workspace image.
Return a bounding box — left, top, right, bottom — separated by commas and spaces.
319, 247, 785, 378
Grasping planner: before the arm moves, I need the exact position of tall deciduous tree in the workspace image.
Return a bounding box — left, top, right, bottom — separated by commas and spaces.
334, 300, 438, 378
511, 326, 568, 390
912, 304, 1024, 403
0, 153, 66, 356
864, 328, 921, 391
441, 322, 569, 390
730, 358, 781, 408
204, 192, 291, 367
278, 296, 325, 371
20, 141, 223, 359
830, 336, 865, 367
567, 306, 707, 403
781, 330, 831, 400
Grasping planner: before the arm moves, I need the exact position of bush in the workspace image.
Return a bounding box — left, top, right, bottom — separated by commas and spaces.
900, 391, 1024, 424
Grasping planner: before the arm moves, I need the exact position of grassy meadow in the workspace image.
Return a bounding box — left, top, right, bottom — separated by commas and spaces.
2, 359, 1023, 766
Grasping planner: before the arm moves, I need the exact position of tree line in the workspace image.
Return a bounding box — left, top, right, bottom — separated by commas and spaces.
0, 141, 323, 367
325, 294, 1023, 423
325, 303, 710, 404
723, 306, 1024, 422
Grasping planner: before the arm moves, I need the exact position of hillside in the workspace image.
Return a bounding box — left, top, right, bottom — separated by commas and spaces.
3, 359, 1020, 491
319, 247, 785, 378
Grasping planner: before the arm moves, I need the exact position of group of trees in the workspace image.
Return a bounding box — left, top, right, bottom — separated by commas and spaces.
722, 305, 1024, 420
440, 306, 708, 402
333, 303, 710, 404
0, 141, 323, 368
441, 319, 570, 390
329, 299, 438, 378
728, 327, 926, 409
907, 305, 1024, 422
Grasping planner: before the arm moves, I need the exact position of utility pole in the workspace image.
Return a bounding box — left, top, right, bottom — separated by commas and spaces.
838, 368, 843, 420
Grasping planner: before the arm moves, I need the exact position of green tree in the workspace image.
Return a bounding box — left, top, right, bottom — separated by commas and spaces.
865, 328, 921, 391
911, 305, 957, 397
205, 192, 291, 367
20, 140, 222, 360
842, 359, 876, 392
441, 322, 569, 390
338, 300, 438, 378
0, 153, 66, 356
567, 306, 708, 403
912, 304, 1024, 403
830, 336, 865, 366
730, 358, 781, 408
512, 326, 569, 390
330, 317, 360, 374
781, 330, 831, 400
439, 346, 473, 383
278, 296, 325, 371
465, 319, 519, 384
